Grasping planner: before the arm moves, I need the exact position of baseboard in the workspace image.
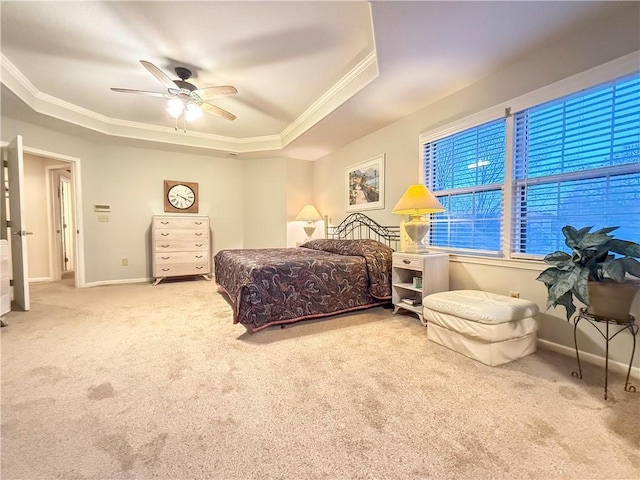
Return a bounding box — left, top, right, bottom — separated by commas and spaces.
28, 277, 52, 283
538, 338, 640, 380
83, 277, 151, 287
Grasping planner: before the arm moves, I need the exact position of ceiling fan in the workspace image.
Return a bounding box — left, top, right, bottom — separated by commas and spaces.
111, 60, 237, 130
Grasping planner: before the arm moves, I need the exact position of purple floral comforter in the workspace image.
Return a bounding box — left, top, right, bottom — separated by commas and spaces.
213, 239, 393, 332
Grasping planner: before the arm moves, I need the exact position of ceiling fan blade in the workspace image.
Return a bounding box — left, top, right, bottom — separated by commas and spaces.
201, 103, 236, 121
195, 86, 238, 99
140, 60, 179, 90
110, 88, 171, 98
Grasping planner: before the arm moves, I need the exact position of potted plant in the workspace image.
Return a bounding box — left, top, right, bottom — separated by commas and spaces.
537, 226, 640, 323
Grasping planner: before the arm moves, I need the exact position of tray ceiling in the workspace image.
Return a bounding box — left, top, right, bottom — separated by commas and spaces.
0, 1, 623, 159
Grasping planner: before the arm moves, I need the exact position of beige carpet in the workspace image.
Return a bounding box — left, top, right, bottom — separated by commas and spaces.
1, 279, 639, 480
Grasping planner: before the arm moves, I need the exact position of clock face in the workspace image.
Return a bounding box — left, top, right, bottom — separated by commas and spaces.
167, 184, 195, 210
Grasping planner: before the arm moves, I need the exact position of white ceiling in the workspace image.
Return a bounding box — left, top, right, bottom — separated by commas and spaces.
0, 1, 623, 160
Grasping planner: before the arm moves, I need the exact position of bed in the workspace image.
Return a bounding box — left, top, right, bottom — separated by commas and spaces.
214, 213, 400, 332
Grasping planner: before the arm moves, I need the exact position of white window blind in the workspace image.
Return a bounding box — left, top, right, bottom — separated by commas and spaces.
512, 73, 640, 256
424, 118, 506, 253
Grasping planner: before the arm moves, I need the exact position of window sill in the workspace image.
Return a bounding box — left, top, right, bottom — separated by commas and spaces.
448, 253, 545, 271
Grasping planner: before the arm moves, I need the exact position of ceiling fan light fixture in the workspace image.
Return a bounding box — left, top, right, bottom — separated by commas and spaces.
167, 98, 184, 118
185, 103, 202, 122
112, 61, 237, 130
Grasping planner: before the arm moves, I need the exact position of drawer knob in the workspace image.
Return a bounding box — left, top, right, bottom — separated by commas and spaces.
196, 244, 203, 247
403, 259, 411, 264
161, 244, 170, 248
161, 233, 169, 236
195, 255, 203, 259
195, 222, 203, 225
162, 268, 170, 272
161, 221, 169, 225
196, 266, 203, 270
161, 256, 170, 260
195, 232, 203, 236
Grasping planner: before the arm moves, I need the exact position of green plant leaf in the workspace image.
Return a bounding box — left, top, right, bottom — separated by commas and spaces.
562, 226, 583, 248
603, 259, 626, 282
553, 290, 576, 321
608, 239, 640, 258
548, 268, 581, 304
543, 251, 571, 267
578, 232, 613, 249
536, 267, 562, 285
620, 257, 640, 278
572, 268, 590, 305
594, 226, 619, 235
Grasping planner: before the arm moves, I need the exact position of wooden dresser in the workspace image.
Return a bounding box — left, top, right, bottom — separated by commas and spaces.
151, 215, 211, 285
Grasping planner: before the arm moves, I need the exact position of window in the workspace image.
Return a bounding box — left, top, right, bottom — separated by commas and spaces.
422, 69, 640, 258
512, 73, 640, 256
424, 119, 505, 254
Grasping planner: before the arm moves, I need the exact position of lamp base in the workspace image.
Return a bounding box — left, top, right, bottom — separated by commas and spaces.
303, 224, 316, 243
402, 215, 430, 253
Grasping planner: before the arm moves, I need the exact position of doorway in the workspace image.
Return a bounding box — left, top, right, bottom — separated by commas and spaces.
46, 165, 76, 284
1, 139, 85, 302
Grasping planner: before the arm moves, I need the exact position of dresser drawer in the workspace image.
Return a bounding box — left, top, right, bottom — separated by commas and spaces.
155, 240, 209, 252
154, 229, 208, 241
392, 254, 423, 271
155, 251, 209, 264
154, 262, 210, 277
153, 216, 209, 229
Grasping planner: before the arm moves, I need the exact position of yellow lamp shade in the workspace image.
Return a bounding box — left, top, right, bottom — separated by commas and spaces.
295, 204, 323, 222
392, 185, 444, 215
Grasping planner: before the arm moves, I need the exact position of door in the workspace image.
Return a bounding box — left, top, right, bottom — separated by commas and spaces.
6, 136, 30, 311
59, 175, 74, 272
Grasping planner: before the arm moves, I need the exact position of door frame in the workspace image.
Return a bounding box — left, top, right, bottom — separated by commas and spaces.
1, 141, 85, 288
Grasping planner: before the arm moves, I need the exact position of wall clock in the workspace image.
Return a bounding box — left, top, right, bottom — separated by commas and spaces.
164, 180, 199, 213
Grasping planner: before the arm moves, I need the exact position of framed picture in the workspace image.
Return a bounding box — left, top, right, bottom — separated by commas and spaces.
345, 154, 385, 212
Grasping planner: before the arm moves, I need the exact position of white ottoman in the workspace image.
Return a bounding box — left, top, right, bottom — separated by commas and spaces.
423, 290, 540, 366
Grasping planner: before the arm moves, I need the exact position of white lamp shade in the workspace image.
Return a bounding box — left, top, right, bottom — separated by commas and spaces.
392, 185, 444, 215
185, 103, 202, 121
167, 98, 184, 119
295, 204, 322, 222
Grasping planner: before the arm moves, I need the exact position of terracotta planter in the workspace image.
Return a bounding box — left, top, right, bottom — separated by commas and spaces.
587, 279, 640, 323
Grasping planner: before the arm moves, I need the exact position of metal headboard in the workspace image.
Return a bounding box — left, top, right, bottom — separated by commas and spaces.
324, 213, 401, 251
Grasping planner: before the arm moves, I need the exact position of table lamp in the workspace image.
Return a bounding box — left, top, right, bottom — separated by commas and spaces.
295, 204, 323, 242
392, 185, 444, 252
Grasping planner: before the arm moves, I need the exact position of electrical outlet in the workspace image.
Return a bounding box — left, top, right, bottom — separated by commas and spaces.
510, 291, 520, 298
121, 258, 128, 267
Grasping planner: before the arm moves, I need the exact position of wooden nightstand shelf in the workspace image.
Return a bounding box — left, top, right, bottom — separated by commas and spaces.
392, 252, 449, 326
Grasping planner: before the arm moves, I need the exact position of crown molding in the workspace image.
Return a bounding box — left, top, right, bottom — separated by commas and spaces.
1, 50, 378, 155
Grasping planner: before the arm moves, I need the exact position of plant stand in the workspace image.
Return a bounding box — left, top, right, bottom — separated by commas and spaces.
571, 307, 638, 400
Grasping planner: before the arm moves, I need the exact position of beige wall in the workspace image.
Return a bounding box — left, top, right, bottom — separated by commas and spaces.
312, 4, 640, 366
286, 158, 316, 246
242, 157, 288, 249
241, 156, 316, 249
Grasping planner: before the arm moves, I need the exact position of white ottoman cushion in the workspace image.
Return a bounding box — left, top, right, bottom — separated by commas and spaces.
422, 290, 540, 366
424, 309, 538, 343
422, 290, 539, 324
427, 323, 538, 367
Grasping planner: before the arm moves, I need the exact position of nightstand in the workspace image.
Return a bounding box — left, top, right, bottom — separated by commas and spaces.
392, 252, 449, 326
